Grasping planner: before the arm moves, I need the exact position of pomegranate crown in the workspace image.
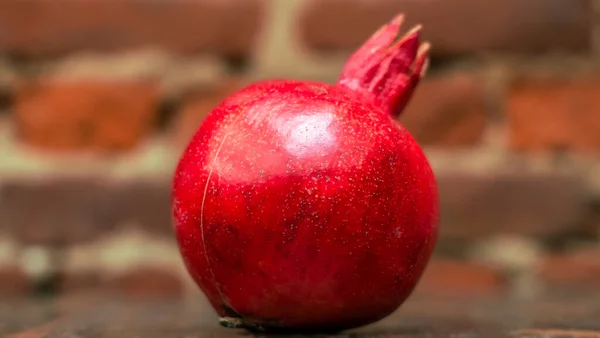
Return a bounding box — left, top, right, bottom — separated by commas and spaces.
337, 14, 430, 118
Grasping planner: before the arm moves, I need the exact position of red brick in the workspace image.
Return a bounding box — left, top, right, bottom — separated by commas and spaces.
58, 272, 101, 294
0, 266, 29, 296
108, 267, 184, 300
399, 71, 486, 147
60, 268, 184, 299
0, 180, 174, 245
508, 77, 600, 153
172, 77, 247, 146
414, 259, 508, 296
298, 0, 591, 57
0, 0, 264, 57
538, 248, 600, 291
110, 181, 173, 237
438, 173, 588, 239
0, 180, 117, 245
14, 80, 159, 152
58, 268, 184, 299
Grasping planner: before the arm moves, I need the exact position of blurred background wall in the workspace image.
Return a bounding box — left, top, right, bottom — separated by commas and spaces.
0, 0, 598, 301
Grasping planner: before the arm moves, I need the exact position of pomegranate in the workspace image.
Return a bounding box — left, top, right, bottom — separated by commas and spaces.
172, 14, 439, 333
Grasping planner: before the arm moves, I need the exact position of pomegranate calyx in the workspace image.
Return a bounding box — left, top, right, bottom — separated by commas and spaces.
219, 317, 265, 332
337, 14, 430, 118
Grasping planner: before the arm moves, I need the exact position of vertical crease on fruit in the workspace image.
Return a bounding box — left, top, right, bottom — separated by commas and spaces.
199, 127, 242, 316
337, 14, 430, 118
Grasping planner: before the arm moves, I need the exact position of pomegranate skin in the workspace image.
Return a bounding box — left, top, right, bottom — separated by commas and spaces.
172, 15, 439, 332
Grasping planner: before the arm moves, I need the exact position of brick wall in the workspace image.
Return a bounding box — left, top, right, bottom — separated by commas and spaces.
1, 0, 599, 300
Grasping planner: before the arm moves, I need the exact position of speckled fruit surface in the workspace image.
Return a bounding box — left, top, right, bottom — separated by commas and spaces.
172, 14, 439, 332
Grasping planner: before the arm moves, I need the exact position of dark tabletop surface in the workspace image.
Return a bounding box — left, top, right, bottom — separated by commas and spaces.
2, 293, 600, 338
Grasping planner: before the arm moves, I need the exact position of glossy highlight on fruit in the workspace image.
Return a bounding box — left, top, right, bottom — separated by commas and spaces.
172, 14, 439, 333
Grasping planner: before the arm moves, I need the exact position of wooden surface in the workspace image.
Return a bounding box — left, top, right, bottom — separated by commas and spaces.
2, 293, 600, 337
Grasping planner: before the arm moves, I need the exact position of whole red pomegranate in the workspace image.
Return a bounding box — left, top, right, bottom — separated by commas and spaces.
172, 14, 439, 333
